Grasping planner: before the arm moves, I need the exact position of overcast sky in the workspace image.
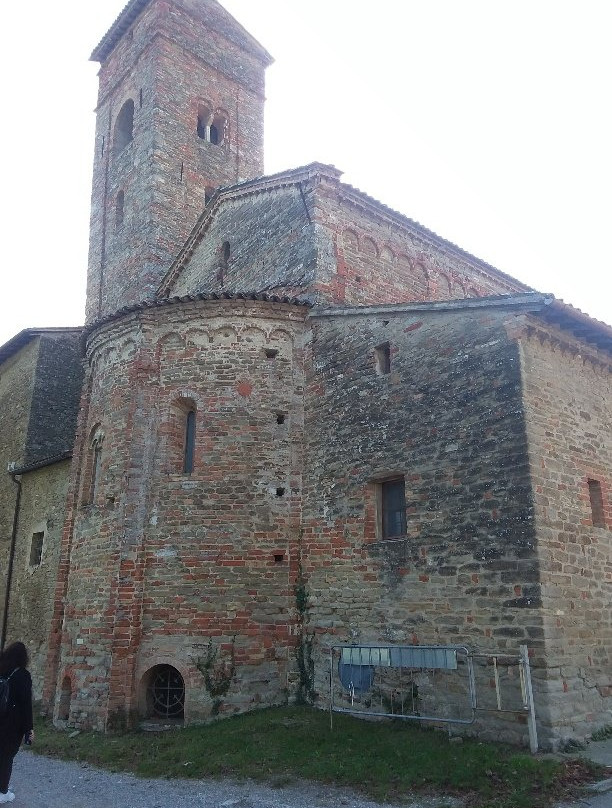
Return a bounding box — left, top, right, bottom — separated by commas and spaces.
1, 0, 610, 347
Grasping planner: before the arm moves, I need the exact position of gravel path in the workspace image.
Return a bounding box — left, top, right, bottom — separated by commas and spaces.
9, 751, 460, 808
8, 750, 611, 808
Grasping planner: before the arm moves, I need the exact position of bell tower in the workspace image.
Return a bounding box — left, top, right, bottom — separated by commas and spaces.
86, 0, 272, 322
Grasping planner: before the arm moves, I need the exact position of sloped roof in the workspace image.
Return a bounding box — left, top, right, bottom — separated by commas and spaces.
83, 290, 309, 340
90, 0, 273, 65
0, 328, 83, 367
313, 292, 612, 355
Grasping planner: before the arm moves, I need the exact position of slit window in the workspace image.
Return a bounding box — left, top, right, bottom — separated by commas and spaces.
91, 443, 103, 502
381, 478, 407, 539
374, 342, 391, 375
29, 531, 44, 567
588, 479, 605, 527
183, 410, 196, 474
115, 191, 125, 228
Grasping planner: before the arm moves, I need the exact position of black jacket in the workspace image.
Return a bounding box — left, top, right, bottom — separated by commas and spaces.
0, 667, 33, 742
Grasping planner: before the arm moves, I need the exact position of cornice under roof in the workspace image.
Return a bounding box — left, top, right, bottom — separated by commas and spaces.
90, 0, 273, 65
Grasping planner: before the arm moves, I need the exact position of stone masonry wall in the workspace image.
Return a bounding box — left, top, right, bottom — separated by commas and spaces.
169, 183, 317, 297
87, 0, 268, 322
4, 461, 71, 699
51, 298, 307, 729
25, 333, 83, 465
301, 305, 542, 746
520, 323, 612, 745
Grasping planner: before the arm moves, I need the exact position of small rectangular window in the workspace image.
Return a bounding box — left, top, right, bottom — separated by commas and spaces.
588, 479, 605, 528
381, 478, 407, 539
29, 532, 44, 567
374, 342, 391, 375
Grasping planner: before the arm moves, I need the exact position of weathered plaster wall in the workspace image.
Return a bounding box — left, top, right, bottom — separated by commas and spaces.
4, 461, 71, 699
51, 299, 307, 729
301, 305, 541, 745
520, 324, 612, 744
0, 341, 39, 632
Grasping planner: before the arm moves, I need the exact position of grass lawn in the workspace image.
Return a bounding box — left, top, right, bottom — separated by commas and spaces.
33, 707, 598, 808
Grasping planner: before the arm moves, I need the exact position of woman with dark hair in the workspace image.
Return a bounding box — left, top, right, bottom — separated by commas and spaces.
0, 642, 33, 804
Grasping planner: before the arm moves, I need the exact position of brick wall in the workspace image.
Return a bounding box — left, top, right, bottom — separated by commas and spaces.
520, 322, 612, 745
49, 298, 307, 729
86, 0, 269, 322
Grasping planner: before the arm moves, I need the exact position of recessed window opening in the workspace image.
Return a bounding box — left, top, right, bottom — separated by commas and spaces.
139, 88, 143, 108
276, 412, 286, 425
588, 479, 605, 527
145, 665, 185, 720
381, 478, 407, 539
183, 410, 196, 474
197, 107, 209, 140
222, 241, 231, 262
264, 348, 279, 359
115, 191, 125, 228
91, 443, 103, 503
114, 99, 135, 153
274, 553, 284, 564
209, 123, 219, 144
374, 342, 391, 375
276, 487, 286, 497
29, 531, 44, 567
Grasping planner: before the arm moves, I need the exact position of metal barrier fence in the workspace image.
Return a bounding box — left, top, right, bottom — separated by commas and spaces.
329, 644, 538, 753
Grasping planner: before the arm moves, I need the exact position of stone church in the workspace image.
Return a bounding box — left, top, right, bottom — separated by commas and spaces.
0, 0, 610, 749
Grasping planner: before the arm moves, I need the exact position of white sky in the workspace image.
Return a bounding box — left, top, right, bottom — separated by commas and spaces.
1, 0, 610, 347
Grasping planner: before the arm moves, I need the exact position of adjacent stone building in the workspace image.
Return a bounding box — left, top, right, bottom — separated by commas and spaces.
0, 0, 609, 749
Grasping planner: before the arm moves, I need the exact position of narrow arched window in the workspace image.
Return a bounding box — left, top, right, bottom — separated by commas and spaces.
183, 410, 196, 474
84, 427, 104, 505
115, 99, 135, 153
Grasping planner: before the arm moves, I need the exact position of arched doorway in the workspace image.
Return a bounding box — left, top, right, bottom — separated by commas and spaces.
143, 665, 185, 720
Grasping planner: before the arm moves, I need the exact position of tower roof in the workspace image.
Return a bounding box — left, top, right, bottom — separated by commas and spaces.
90, 0, 273, 65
